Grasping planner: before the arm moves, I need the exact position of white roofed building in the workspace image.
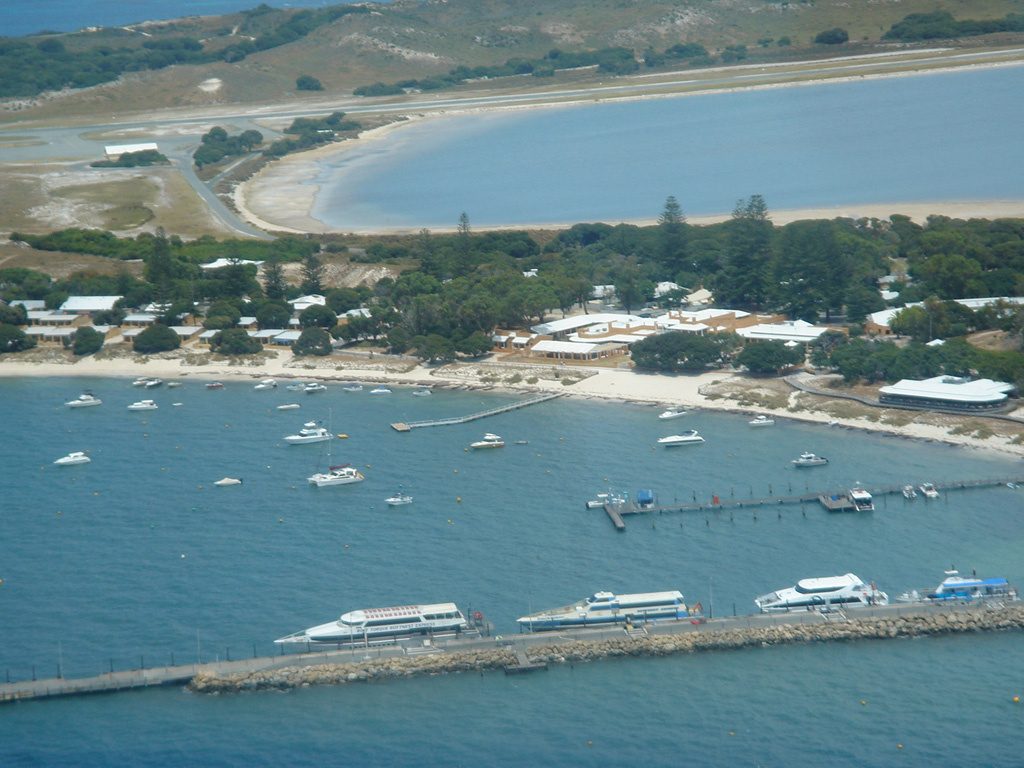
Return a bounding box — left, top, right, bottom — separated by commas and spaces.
59, 296, 122, 314
736, 319, 841, 344
878, 376, 1016, 412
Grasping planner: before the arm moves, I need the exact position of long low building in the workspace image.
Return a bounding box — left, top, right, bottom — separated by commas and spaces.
878, 375, 1017, 412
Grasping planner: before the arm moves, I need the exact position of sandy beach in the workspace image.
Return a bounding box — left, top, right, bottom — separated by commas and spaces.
5, 348, 1024, 458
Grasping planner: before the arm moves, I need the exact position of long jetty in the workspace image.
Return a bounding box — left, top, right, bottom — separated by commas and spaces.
5, 602, 1020, 702
600, 476, 1024, 530
391, 392, 564, 431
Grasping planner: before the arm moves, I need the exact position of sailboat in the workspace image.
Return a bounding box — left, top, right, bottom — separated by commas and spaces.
307, 409, 364, 488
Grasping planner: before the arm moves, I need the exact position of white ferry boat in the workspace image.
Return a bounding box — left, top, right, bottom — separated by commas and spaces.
275, 603, 468, 645
755, 573, 888, 613
517, 590, 697, 631
284, 421, 332, 444
897, 570, 1019, 604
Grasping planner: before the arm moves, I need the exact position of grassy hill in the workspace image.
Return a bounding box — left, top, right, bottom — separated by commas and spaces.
5, 0, 1024, 121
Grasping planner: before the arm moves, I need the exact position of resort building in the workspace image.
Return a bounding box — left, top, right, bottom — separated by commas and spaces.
59, 296, 122, 315
736, 319, 843, 344
654, 308, 786, 336
878, 376, 1017, 412
866, 297, 1024, 336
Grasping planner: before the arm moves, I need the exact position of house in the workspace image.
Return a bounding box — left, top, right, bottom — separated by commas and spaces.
528, 339, 626, 361
736, 319, 843, 344
59, 296, 122, 315
289, 295, 326, 313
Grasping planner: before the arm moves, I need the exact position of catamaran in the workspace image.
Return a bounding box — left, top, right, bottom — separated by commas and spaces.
755, 573, 888, 613
275, 603, 468, 645
517, 590, 698, 631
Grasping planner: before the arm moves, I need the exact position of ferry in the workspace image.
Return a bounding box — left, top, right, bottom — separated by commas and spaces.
275, 603, 468, 645
897, 570, 1019, 604
755, 573, 888, 613
516, 590, 698, 631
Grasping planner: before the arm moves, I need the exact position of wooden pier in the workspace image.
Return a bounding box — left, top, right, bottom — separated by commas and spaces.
391, 392, 564, 431
503, 649, 548, 675
600, 476, 1023, 530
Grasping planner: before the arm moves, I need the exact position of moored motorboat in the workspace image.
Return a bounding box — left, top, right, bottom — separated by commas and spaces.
749, 414, 775, 427
206, 382, 224, 389
144, 378, 163, 388
284, 421, 332, 444
658, 406, 686, 420
304, 382, 327, 394
166, 381, 182, 388
66, 392, 102, 408
847, 487, 874, 511
254, 378, 277, 390
342, 383, 363, 392
470, 433, 505, 449
791, 452, 828, 468
369, 386, 392, 395
127, 399, 158, 411
54, 451, 91, 466
919, 482, 939, 499
275, 603, 468, 645
413, 389, 432, 397
277, 403, 301, 410
755, 574, 888, 613
214, 477, 242, 486
385, 492, 414, 506
896, 569, 1019, 604
517, 590, 698, 631
902, 485, 917, 499
132, 377, 151, 387
286, 382, 306, 391
657, 430, 704, 446
308, 464, 364, 487
586, 493, 612, 509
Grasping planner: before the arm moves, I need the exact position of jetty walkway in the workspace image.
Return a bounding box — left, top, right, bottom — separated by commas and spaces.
4, 602, 1019, 702
600, 475, 1024, 530
391, 391, 563, 431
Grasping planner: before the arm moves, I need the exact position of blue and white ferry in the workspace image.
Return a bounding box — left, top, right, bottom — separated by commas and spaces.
517, 590, 698, 631
897, 570, 1019, 604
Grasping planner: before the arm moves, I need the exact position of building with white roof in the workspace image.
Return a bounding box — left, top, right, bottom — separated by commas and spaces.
104, 142, 158, 157
200, 258, 264, 271
59, 296, 122, 314
866, 298, 1024, 336
289, 295, 326, 312
528, 339, 626, 361
736, 319, 840, 344
878, 376, 1016, 412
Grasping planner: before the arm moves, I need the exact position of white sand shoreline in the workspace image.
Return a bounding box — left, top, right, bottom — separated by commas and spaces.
5, 353, 1024, 460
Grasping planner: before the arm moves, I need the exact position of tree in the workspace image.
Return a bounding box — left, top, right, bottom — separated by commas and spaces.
457, 331, 494, 357
415, 333, 456, 363
292, 326, 332, 356
0, 324, 35, 353
210, 328, 262, 355
658, 195, 688, 275
815, 28, 850, 44
718, 195, 774, 309
71, 326, 104, 356
630, 331, 735, 370
204, 300, 242, 329
262, 256, 287, 300
300, 255, 324, 294
299, 304, 337, 328
296, 75, 323, 91
736, 340, 803, 374
256, 301, 292, 330
326, 288, 361, 314
133, 324, 180, 354
614, 268, 652, 314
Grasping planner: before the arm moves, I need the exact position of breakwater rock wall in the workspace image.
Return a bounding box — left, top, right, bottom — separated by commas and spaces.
188, 606, 1024, 695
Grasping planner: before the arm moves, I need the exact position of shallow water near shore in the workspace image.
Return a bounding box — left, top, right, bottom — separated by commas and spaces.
2, 376, 1023, 765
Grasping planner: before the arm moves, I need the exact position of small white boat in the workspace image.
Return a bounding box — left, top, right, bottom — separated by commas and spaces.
658, 407, 686, 420
166, 381, 182, 388
304, 382, 327, 394
470, 433, 505, 449
413, 389, 432, 397
513, 440, 529, 445
657, 430, 704, 446
277, 403, 301, 410
254, 378, 277, 390
132, 377, 151, 387
284, 421, 332, 444
749, 415, 775, 427
214, 477, 242, 486
308, 464, 364, 487
286, 382, 306, 391
919, 482, 939, 499
342, 383, 363, 392
902, 485, 917, 499
791, 452, 828, 468
206, 382, 225, 390
369, 386, 392, 395
145, 378, 163, 389
385, 492, 414, 506
54, 451, 91, 466
66, 393, 102, 408
127, 399, 158, 411
586, 493, 612, 509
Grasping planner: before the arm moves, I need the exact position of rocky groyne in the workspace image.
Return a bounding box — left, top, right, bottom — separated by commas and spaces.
188, 605, 1024, 694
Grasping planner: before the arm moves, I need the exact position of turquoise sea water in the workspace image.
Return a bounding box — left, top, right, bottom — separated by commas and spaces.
1, 376, 1023, 766
312, 65, 1024, 229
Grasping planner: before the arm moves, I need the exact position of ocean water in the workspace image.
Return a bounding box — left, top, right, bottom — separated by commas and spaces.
312, 65, 1024, 229
1, 376, 1023, 766
2, 0, 362, 38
